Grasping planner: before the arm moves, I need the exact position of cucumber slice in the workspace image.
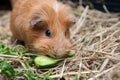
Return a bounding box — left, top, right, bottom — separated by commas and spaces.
34, 56, 61, 68
34, 50, 76, 68
68, 50, 76, 57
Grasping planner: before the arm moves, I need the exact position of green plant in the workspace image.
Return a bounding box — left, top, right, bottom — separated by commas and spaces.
0, 42, 55, 80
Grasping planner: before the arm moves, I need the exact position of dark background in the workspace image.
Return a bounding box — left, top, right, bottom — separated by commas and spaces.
0, 0, 120, 12
0, 0, 11, 10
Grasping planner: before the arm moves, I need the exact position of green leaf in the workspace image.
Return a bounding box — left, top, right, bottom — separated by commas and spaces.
0, 59, 15, 77
0, 42, 28, 55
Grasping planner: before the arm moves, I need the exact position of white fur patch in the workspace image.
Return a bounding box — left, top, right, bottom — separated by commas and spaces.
54, 3, 60, 12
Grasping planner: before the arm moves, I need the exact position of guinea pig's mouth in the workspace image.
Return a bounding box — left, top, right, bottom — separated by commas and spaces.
47, 53, 70, 59
31, 50, 67, 59
26, 44, 70, 59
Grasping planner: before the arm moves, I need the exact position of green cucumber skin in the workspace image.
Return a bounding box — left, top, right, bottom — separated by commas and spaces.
34, 56, 60, 68
34, 50, 76, 68
68, 50, 76, 57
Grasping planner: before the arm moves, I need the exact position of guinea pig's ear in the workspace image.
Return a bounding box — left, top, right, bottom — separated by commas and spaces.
30, 17, 43, 27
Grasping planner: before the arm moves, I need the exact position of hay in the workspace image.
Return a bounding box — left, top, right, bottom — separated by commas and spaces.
0, 6, 120, 80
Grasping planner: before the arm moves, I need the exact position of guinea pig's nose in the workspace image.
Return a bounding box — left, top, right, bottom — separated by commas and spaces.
53, 54, 61, 58
53, 50, 70, 58
53, 53, 66, 58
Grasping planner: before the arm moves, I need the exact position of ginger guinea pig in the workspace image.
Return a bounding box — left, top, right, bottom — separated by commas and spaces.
10, 0, 76, 58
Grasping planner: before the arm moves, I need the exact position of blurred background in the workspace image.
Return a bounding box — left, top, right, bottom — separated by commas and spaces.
0, 0, 120, 12
0, 0, 120, 80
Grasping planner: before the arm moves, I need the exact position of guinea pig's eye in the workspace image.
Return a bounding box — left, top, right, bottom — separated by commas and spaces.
45, 29, 51, 37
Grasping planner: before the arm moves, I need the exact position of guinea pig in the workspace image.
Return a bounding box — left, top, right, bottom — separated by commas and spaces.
10, 0, 16, 7
10, 0, 76, 58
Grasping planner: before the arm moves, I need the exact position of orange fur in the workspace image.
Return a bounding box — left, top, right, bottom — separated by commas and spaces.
10, 0, 75, 58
